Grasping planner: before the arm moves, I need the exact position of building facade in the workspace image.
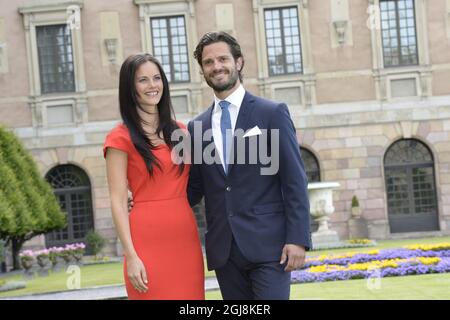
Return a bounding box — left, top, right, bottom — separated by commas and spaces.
1, 0, 450, 256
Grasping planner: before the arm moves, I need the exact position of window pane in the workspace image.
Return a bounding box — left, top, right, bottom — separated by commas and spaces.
300, 148, 320, 182
384, 139, 439, 233
264, 7, 302, 76
151, 16, 190, 82
380, 0, 418, 67
36, 25, 75, 94
45, 165, 94, 248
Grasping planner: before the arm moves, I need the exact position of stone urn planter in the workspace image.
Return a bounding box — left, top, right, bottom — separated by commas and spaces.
307, 182, 341, 248
19, 250, 35, 278
36, 255, 51, 276
48, 250, 63, 272
34, 250, 52, 276
36, 256, 50, 269
351, 206, 362, 218
61, 253, 73, 265
20, 257, 35, 279
21, 258, 34, 271
72, 252, 84, 265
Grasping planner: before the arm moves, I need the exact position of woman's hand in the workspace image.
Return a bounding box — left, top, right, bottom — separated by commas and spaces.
126, 255, 148, 293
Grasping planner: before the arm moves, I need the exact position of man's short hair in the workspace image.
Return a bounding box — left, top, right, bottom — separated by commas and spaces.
193, 31, 244, 81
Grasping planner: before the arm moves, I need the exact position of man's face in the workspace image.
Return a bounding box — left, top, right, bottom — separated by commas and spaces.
200, 41, 242, 92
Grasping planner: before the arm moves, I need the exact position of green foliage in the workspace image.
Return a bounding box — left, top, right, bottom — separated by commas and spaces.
0, 241, 4, 263
0, 189, 16, 238
0, 126, 66, 269
0, 127, 66, 233
0, 149, 34, 238
351, 195, 359, 208
85, 230, 106, 257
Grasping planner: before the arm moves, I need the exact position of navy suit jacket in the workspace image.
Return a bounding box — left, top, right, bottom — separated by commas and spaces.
187, 91, 311, 270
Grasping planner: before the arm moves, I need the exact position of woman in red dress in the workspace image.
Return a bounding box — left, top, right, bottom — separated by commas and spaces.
103, 54, 204, 299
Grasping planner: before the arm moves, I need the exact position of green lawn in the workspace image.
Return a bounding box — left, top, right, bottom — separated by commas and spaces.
0, 257, 214, 298
0, 263, 123, 298
205, 273, 450, 300
0, 236, 449, 298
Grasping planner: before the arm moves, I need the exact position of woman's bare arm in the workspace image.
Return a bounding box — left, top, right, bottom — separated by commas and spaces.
105, 147, 148, 292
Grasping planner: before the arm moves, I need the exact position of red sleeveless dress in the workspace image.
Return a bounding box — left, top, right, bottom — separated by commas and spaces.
103, 123, 204, 300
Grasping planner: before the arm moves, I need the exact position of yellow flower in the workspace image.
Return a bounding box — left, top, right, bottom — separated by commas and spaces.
344, 259, 404, 271
304, 255, 442, 274
416, 257, 440, 265
306, 251, 359, 263
308, 264, 347, 273
405, 243, 450, 251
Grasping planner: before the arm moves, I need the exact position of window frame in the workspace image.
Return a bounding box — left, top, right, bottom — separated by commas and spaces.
19, 2, 87, 127
379, 0, 419, 68
150, 15, 190, 83
36, 24, 76, 94
135, 0, 202, 117
263, 6, 303, 76
383, 139, 440, 233
45, 164, 95, 248
19, 3, 86, 97
252, 0, 316, 107
369, 0, 432, 101
300, 146, 321, 183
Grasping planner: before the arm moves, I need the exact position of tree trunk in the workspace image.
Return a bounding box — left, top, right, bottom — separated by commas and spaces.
11, 238, 25, 270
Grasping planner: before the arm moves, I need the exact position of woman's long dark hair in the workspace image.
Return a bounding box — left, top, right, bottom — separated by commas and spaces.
119, 53, 185, 176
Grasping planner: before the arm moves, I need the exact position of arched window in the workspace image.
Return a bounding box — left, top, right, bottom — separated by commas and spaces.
45, 164, 95, 247
384, 139, 439, 233
300, 147, 320, 183
300, 147, 320, 233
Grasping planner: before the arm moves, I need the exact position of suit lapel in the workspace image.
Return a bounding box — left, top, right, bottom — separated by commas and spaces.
234, 92, 255, 133
203, 103, 227, 178
227, 92, 256, 175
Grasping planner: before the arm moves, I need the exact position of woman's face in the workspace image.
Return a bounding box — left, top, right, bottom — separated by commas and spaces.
134, 61, 164, 109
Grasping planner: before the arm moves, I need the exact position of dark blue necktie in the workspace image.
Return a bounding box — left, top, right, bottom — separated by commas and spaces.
219, 100, 232, 174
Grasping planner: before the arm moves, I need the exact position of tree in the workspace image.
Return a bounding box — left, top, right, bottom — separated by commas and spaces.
0, 188, 16, 238
0, 126, 66, 269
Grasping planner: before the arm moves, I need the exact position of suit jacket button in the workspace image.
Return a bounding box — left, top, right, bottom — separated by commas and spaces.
226, 186, 231, 192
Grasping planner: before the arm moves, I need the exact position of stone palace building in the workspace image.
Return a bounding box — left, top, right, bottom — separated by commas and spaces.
1, 0, 450, 257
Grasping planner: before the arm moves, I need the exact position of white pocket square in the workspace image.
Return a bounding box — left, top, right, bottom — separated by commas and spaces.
243, 126, 262, 138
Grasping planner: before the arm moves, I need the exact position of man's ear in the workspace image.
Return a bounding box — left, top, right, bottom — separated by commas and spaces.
236, 57, 243, 72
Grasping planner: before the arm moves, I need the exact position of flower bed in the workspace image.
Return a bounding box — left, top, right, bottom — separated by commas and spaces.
18, 242, 86, 274
292, 242, 450, 283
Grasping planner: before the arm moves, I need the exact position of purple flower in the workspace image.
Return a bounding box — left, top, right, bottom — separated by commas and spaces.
292, 250, 450, 284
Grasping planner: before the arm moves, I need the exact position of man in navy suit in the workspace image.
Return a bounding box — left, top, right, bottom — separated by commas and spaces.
188, 31, 311, 300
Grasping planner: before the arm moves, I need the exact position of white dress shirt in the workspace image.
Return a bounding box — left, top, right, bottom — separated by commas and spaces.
212, 85, 246, 171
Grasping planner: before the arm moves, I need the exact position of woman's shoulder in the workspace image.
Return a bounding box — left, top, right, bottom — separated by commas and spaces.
175, 120, 187, 130
107, 123, 130, 138
105, 123, 133, 146
103, 123, 133, 157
